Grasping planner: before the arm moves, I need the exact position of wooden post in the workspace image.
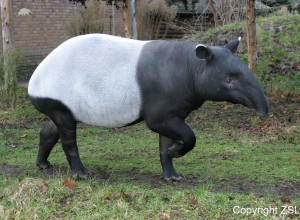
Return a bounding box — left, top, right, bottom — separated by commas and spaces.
1, 0, 14, 51
245, 0, 258, 75
1, 0, 17, 109
123, 0, 138, 39
123, 0, 131, 38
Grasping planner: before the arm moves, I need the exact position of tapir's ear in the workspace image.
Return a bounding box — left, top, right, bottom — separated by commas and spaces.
195, 44, 213, 60
224, 37, 241, 54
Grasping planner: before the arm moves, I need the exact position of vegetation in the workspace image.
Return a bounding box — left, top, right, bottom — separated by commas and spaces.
66, 0, 108, 36
138, 0, 178, 39
1, 13, 299, 220
186, 14, 300, 96
206, 0, 245, 26
0, 50, 23, 110
67, 0, 178, 40
0, 84, 299, 219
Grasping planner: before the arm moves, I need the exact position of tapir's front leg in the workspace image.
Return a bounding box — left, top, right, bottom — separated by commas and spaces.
147, 117, 196, 180
159, 135, 184, 181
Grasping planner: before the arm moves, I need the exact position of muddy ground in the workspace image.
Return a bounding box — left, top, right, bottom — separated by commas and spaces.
1, 96, 299, 198
1, 161, 299, 199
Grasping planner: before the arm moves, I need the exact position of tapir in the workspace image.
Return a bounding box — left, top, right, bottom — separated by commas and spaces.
28, 34, 269, 181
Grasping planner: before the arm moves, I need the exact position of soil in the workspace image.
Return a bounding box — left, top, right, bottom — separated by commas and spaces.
1, 162, 299, 199
1, 94, 299, 198
188, 98, 300, 143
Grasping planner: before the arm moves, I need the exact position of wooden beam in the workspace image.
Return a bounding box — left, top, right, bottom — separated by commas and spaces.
1, 0, 14, 51
1, 0, 17, 109
123, 1, 131, 38
245, 0, 258, 75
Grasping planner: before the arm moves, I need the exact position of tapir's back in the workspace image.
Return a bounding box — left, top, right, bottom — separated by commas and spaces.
28, 34, 147, 127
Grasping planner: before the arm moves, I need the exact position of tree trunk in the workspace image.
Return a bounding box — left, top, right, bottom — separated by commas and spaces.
0, 0, 13, 51
123, 1, 131, 38
1, 0, 16, 109
245, 0, 258, 75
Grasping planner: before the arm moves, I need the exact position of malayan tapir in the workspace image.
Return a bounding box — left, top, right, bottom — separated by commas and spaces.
28, 34, 269, 181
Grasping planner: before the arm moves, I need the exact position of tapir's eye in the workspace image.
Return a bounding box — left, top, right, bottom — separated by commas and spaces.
225, 77, 232, 84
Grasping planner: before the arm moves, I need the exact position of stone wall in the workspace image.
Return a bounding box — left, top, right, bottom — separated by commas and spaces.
1, 0, 125, 79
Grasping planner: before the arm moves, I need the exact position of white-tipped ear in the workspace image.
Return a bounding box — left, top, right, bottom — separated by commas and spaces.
195, 44, 213, 60
224, 39, 240, 54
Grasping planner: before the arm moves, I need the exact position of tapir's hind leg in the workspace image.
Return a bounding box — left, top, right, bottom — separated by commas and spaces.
36, 120, 59, 169
30, 97, 88, 179
51, 108, 88, 179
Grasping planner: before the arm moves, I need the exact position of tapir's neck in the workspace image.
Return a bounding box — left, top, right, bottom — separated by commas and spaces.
137, 40, 205, 118
186, 48, 207, 109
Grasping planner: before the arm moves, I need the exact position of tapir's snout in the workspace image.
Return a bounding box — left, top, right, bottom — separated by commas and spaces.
237, 77, 270, 117
236, 68, 270, 117
250, 85, 270, 117
240, 95, 269, 117
255, 99, 270, 117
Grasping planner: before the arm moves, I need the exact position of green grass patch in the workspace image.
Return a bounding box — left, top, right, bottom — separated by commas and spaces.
1, 87, 299, 219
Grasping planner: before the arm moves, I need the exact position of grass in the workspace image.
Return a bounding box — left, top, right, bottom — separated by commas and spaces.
0, 14, 299, 220
186, 14, 300, 96
0, 87, 299, 219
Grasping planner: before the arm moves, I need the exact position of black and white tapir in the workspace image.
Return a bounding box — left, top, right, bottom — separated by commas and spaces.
28, 34, 269, 181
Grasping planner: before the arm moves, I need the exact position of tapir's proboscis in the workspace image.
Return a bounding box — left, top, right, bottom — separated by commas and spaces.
28, 34, 269, 181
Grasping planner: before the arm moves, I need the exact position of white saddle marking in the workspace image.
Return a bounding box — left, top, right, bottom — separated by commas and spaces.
28, 34, 148, 127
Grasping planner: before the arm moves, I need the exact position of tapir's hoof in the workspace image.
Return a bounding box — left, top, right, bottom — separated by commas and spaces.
36, 160, 53, 170
72, 170, 89, 180
163, 170, 185, 182
163, 173, 185, 182
168, 144, 183, 158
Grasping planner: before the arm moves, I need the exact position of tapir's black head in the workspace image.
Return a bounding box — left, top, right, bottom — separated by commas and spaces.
195, 38, 269, 116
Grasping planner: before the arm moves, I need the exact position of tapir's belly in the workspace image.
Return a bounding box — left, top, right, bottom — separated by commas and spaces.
28, 34, 146, 127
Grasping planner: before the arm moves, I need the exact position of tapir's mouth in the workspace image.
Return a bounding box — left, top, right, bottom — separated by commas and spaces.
255, 102, 270, 116
236, 97, 269, 116
233, 96, 254, 109
256, 109, 269, 117
228, 94, 269, 117
242, 97, 269, 116
242, 98, 254, 109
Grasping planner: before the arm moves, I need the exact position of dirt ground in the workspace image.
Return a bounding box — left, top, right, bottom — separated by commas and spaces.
1, 95, 299, 198
1, 162, 299, 199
